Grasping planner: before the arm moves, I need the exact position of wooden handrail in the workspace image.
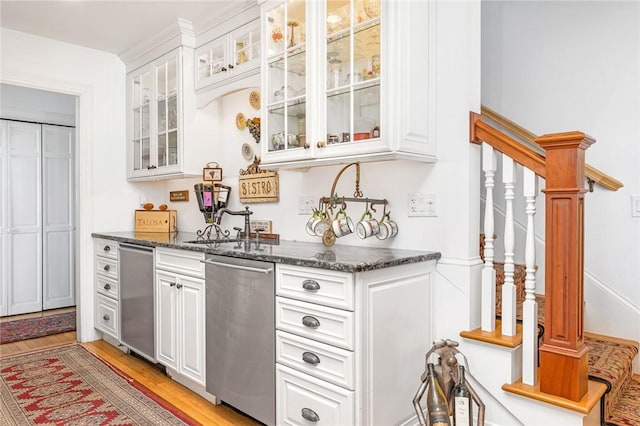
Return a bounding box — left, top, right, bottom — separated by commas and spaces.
480, 105, 623, 191
470, 112, 546, 178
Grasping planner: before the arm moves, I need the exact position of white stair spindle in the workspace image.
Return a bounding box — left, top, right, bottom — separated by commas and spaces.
502, 156, 516, 336
522, 168, 538, 385
481, 143, 497, 332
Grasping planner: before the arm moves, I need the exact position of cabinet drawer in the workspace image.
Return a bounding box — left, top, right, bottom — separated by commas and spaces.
95, 257, 118, 281
96, 275, 119, 299
155, 247, 205, 278
277, 364, 354, 426
276, 264, 354, 310
276, 297, 354, 350
277, 330, 354, 390
95, 238, 118, 260
95, 294, 119, 339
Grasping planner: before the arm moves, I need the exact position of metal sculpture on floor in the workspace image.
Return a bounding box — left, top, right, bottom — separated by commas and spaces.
413, 339, 486, 425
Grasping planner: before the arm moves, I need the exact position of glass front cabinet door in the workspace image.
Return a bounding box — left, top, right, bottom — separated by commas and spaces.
261, 0, 313, 164
127, 49, 182, 179
195, 19, 261, 91
260, 0, 435, 167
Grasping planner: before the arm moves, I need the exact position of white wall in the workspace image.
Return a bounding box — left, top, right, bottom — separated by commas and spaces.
1, 27, 136, 341
481, 1, 640, 344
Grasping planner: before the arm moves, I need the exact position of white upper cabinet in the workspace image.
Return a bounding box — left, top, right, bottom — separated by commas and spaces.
195, 18, 261, 91
260, 0, 436, 168
126, 35, 217, 181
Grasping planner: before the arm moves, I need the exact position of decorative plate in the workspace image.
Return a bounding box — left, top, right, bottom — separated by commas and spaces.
236, 112, 246, 130
241, 143, 254, 161
249, 90, 261, 110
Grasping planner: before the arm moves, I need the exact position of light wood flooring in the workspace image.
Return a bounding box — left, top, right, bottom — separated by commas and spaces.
0, 333, 258, 426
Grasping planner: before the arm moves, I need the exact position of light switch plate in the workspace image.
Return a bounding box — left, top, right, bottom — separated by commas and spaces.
298, 196, 316, 215
632, 195, 640, 217
408, 193, 437, 217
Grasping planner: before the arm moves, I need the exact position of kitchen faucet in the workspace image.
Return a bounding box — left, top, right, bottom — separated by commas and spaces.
215, 206, 253, 239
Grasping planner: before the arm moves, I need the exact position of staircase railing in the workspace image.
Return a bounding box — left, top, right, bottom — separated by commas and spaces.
468, 109, 611, 402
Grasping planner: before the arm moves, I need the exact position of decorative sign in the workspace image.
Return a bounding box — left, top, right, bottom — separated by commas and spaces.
250, 220, 272, 233
203, 162, 223, 182
238, 157, 279, 203
170, 190, 189, 202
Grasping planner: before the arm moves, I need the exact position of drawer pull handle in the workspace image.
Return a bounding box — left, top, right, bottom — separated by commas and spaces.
302, 351, 321, 365
103, 264, 110, 272
302, 279, 320, 291
302, 315, 320, 329
104, 245, 111, 252
103, 283, 111, 291
103, 314, 110, 321
301, 408, 320, 422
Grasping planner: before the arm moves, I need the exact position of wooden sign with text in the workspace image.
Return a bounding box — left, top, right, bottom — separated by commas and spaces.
239, 171, 279, 203
170, 190, 189, 202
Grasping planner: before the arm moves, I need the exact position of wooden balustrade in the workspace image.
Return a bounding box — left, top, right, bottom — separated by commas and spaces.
470, 111, 593, 401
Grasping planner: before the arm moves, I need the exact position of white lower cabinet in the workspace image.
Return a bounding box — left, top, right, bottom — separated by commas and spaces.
155, 248, 205, 386
94, 238, 119, 340
275, 261, 435, 425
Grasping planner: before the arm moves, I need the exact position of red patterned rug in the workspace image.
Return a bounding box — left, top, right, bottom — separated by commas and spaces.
0, 311, 76, 344
0, 344, 197, 425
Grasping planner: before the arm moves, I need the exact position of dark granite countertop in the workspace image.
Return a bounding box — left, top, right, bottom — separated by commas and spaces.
92, 231, 440, 273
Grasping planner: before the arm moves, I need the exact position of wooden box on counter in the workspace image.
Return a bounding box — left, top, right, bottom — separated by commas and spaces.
135, 210, 177, 233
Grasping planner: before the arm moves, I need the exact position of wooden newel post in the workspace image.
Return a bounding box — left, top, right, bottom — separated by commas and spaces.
537, 131, 594, 402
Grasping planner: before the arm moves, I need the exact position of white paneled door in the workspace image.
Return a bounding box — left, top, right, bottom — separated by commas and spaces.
0, 120, 75, 316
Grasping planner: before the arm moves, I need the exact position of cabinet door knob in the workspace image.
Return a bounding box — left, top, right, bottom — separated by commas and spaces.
228, 64, 234, 69
103, 283, 111, 291
104, 245, 111, 252
221, 66, 227, 72
302, 351, 321, 365
317, 141, 326, 148
103, 314, 110, 321
301, 408, 320, 422
103, 264, 110, 272
302, 315, 320, 329
302, 279, 320, 292
170, 282, 176, 287
176, 283, 183, 289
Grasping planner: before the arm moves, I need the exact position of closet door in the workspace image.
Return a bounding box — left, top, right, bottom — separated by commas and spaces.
7, 121, 42, 315
0, 122, 6, 316
42, 125, 75, 310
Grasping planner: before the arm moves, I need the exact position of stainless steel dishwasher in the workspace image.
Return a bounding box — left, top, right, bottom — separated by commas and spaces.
203, 255, 275, 426
118, 243, 155, 362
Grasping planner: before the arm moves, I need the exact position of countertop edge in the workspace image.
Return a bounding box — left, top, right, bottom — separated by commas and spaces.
92, 232, 441, 273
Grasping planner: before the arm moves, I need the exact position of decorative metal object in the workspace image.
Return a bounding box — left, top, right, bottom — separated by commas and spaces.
315, 162, 390, 247
413, 339, 486, 426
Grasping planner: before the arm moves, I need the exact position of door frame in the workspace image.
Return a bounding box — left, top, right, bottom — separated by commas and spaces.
1, 76, 96, 342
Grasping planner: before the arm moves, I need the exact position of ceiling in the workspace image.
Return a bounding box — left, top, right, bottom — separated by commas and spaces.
0, 0, 250, 56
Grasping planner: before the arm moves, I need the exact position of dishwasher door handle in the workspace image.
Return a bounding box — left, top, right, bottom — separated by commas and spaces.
119, 243, 154, 253
202, 259, 273, 274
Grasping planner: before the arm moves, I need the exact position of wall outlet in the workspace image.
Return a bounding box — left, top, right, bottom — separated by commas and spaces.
298, 196, 316, 215
408, 192, 437, 217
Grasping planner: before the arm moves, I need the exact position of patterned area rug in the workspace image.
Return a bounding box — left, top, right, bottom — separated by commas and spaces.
0, 311, 76, 344
0, 344, 197, 425
607, 376, 640, 426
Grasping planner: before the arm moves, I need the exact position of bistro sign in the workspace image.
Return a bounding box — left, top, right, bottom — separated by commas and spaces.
238, 157, 279, 203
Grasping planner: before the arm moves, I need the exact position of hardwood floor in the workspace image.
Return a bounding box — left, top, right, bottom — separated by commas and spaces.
0, 334, 259, 426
